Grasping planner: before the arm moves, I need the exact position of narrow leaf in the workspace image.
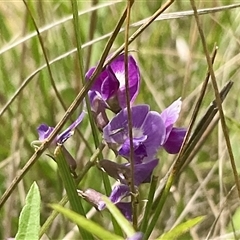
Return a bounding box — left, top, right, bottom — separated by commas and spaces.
157, 216, 205, 240
50, 204, 123, 240
103, 196, 135, 237
15, 182, 41, 240
55, 145, 93, 240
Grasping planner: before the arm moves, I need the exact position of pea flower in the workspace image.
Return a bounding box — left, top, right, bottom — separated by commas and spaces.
37, 112, 85, 145
35, 112, 85, 172
86, 54, 140, 113
103, 99, 186, 162
103, 104, 165, 163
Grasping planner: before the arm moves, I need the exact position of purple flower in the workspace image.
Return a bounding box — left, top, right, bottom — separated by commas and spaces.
36, 112, 85, 172
86, 54, 140, 112
103, 99, 187, 161
103, 105, 165, 163
37, 112, 85, 145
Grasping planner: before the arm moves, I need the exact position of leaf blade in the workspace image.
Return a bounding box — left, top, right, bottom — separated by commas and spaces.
15, 182, 41, 240
50, 203, 123, 240
157, 216, 205, 240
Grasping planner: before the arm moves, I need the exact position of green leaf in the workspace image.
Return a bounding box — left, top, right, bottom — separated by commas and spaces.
15, 182, 41, 240
156, 216, 205, 240
103, 196, 135, 237
50, 204, 123, 240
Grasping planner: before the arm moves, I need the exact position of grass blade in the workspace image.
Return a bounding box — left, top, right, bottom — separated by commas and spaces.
50, 203, 123, 240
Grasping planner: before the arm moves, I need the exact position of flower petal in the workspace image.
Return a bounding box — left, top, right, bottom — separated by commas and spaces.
37, 124, 54, 141
109, 184, 130, 204
58, 112, 85, 144
116, 202, 132, 221
103, 105, 150, 144
85, 67, 108, 93
141, 111, 166, 160
134, 159, 159, 186
118, 137, 148, 162
101, 73, 119, 100
109, 55, 139, 89
109, 55, 140, 108
163, 127, 187, 154
160, 98, 182, 139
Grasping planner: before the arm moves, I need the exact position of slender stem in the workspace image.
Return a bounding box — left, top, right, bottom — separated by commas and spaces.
22, 0, 67, 111
179, 46, 218, 156
123, 0, 137, 230
190, 0, 240, 199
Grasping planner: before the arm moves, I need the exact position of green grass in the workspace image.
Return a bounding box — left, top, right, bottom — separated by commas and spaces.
1, 1, 240, 239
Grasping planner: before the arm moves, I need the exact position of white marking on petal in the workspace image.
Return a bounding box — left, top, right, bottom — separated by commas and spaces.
115, 71, 125, 88
132, 128, 143, 138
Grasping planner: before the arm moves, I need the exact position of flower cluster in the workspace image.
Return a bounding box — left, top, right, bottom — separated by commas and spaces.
34, 54, 186, 238
83, 54, 186, 221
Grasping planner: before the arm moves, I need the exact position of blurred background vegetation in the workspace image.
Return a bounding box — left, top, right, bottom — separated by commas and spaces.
0, 1, 240, 239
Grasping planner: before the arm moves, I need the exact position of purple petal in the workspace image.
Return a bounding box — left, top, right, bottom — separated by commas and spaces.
58, 112, 85, 144
88, 90, 98, 105
141, 111, 166, 160
85, 67, 108, 93
134, 159, 159, 186
163, 127, 187, 154
103, 105, 150, 144
109, 55, 140, 108
127, 232, 143, 240
160, 98, 182, 139
116, 202, 132, 221
118, 137, 148, 162
103, 109, 128, 144
37, 124, 54, 141
109, 184, 130, 204
101, 74, 119, 100
131, 105, 150, 129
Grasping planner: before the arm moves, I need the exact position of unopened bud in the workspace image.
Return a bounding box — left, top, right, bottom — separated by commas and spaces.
77, 188, 105, 210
